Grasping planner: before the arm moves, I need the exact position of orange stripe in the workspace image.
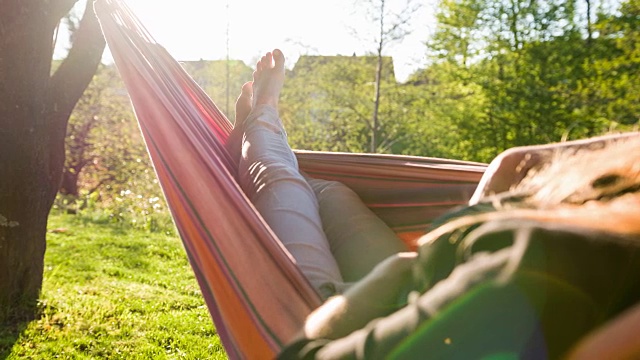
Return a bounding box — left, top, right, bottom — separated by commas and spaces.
96, 3, 487, 357
153, 154, 276, 356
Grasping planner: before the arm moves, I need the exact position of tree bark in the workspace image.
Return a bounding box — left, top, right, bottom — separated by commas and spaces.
371, 0, 385, 153
371, 51, 383, 153
0, 0, 105, 323
60, 169, 81, 197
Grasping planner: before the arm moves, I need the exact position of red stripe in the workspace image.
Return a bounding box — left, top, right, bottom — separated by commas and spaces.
95, 1, 487, 357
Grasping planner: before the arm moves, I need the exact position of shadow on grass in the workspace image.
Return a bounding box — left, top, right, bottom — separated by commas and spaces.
1, 322, 24, 358
0, 305, 39, 359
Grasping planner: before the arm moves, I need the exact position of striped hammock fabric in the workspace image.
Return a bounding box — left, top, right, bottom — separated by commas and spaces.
94, 1, 486, 358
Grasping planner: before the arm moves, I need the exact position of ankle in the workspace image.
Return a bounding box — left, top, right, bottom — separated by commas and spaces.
254, 96, 278, 108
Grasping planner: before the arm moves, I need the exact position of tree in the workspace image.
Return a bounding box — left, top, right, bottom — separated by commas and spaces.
281, 56, 372, 152
180, 60, 254, 121
404, 63, 491, 161
429, 0, 483, 68
353, 0, 420, 152
58, 63, 171, 232
60, 65, 145, 202
568, 0, 640, 134
0, 0, 105, 322
280, 55, 401, 153
425, 0, 595, 160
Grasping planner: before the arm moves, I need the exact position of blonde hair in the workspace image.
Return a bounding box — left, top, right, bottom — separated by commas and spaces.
514, 137, 640, 209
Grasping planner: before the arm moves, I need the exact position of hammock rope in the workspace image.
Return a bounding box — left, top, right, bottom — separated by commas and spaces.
94, 1, 486, 357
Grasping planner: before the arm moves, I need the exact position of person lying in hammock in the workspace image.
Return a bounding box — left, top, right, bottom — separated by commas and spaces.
227, 49, 409, 299
229, 49, 640, 359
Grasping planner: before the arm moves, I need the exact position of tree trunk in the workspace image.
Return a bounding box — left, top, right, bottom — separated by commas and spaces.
371, 0, 386, 153
0, 0, 105, 323
60, 169, 81, 197
371, 51, 383, 153
585, 0, 592, 44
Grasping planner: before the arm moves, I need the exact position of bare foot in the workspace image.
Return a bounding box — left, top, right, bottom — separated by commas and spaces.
234, 81, 253, 127
226, 81, 253, 164
252, 49, 285, 108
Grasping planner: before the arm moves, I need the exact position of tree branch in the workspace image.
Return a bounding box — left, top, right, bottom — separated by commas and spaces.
87, 174, 116, 196
379, 132, 407, 153
0, 0, 78, 37
50, 0, 83, 26
49, 1, 105, 124
47, 0, 105, 193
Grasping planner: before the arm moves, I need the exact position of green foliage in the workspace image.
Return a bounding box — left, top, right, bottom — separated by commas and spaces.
281, 55, 409, 153
420, 0, 638, 162
405, 63, 491, 160
59, 64, 172, 232
57, 60, 257, 233
276, 0, 635, 163
429, 0, 483, 66
2, 213, 224, 359
568, 0, 640, 132
64, 67, 139, 190
57, 0, 639, 221
55, 187, 176, 235
180, 60, 254, 121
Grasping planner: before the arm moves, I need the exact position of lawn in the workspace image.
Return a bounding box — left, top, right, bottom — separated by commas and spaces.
1, 213, 226, 359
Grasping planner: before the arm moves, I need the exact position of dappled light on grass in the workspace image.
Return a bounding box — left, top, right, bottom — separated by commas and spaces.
3, 213, 226, 359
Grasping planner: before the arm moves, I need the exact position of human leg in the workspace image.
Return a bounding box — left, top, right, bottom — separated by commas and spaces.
307, 178, 408, 282
225, 81, 254, 166
236, 50, 343, 297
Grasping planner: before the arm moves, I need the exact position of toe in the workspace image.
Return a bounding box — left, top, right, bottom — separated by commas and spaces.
235, 82, 253, 125
273, 49, 285, 70
266, 52, 273, 68
241, 81, 253, 95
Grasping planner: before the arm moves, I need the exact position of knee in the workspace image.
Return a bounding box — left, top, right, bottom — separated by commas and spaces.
308, 179, 355, 203
239, 160, 308, 198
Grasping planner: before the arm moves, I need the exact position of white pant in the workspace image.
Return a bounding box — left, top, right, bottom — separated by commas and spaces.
237, 105, 407, 298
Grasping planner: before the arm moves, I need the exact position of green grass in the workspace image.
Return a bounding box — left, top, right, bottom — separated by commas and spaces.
2, 213, 226, 359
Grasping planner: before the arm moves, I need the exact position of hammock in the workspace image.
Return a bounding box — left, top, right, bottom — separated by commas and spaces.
94, 1, 486, 358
